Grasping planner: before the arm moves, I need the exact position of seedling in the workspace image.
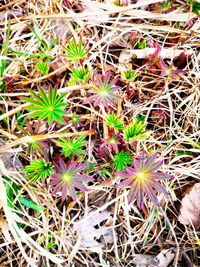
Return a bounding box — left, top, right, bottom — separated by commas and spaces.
85, 71, 121, 107
113, 150, 133, 171
115, 151, 173, 208
55, 135, 87, 157
23, 159, 53, 183
105, 113, 125, 133
124, 121, 150, 142
22, 86, 67, 125
48, 158, 94, 202
70, 66, 90, 84
63, 37, 89, 65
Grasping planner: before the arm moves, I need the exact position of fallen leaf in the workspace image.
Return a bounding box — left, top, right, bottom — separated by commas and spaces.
178, 183, 200, 229
0, 138, 23, 173
81, 1, 110, 26
73, 210, 114, 249
130, 249, 175, 267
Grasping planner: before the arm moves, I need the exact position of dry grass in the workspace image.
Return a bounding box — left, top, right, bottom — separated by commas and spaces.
0, 0, 200, 266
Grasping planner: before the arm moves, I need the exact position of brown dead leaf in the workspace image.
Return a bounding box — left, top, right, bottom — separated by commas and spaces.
73, 209, 114, 249
178, 183, 200, 229
0, 138, 23, 173
51, 19, 70, 41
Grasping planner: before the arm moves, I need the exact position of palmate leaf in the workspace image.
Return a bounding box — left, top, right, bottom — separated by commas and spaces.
85, 71, 121, 108
70, 65, 90, 84
48, 158, 94, 202
64, 37, 89, 62
35, 60, 49, 75
21, 86, 67, 125
115, 151, 174, 209
55, 135, 87, 157
121, 67, 138, 82
23, 159, 53, 183
105, 113, 125, 132
124, 121, 150, 142
113, 150, 133, 171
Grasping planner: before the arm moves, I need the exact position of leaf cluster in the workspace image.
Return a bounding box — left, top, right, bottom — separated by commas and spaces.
55, 135, 87, 157
124, 121, 150, 142
23, 159, 53, 183
113, 150, 133, 171
22, 86, 67, 125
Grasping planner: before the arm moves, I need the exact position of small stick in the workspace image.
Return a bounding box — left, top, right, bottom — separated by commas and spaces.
0, 84, 93, 122
0, 129, 95, 154
17, 64, 70, 86
0, 103, 29, 122
0, 0, 22, 11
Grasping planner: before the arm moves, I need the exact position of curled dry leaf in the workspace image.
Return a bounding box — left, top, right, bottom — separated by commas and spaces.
82, 1, 110, 26
131, 249, 175, 267
51, 19, 70, 41
73, 210, 114, 249
178, 183, 200, 229
0, 138, 23, 174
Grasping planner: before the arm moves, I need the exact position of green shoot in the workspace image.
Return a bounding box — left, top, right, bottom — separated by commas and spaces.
35, 60, 49, 75
23, 159, 53, 183
105, 113, 125, 132
64, 37, 89, 63
113, 150, 133, 171
21, 86, 67, 125
124, 121, 150, 142
55, 135, 87, 157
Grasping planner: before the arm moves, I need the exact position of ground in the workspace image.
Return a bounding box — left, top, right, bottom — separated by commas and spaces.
0, 0, 200, 266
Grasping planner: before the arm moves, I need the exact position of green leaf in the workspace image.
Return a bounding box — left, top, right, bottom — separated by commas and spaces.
64, 37, 89, 62
22, 86, 67, 125
55, 135, 87, 157
106, 113, 125, 132
0, 19, 10, 91
6, 182, 14, 209
113, 150, 133, 171
18, 196, 45, 212
23, 159, 53, 183
124, 121, 150, 142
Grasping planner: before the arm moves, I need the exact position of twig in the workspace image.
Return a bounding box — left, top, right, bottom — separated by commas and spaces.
0, 129, 95, 153
0, 0, 22, 11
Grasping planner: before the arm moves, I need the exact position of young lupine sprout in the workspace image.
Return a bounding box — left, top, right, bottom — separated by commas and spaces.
113, 0, 128, 6
138, 39, 146, 49
113, 150, 133, 171
63, 37, 89, 64
55, 135, 87, 157
99, 134, 120, 157
105, 113, 125, 133
35, 60, 49, 75
115, 151, 173, 208
121, 67, 138, 83
85, 71, 121, 107
48, 158, 94, 202
182, 0, 200, 15
22, 86, 67, 125
17, 120, 48, 156
160, 58, 186, 78
121, 67, 138, 98
124, 121, 150, 142
68, 112, 82, 127
23, 159, 53, 183
70, 66, 90, 84
152, 0, 179, 13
